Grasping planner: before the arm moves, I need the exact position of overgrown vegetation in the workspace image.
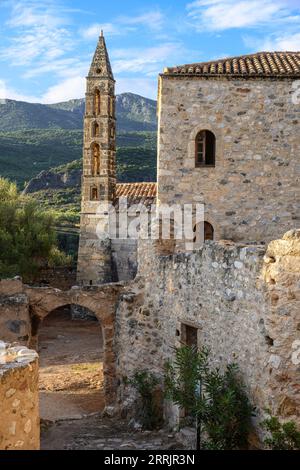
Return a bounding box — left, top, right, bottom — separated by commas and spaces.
126, 370, 162, 430
164, 346, 254, 450
0, 178, 71, 281
262, 414, 300, 450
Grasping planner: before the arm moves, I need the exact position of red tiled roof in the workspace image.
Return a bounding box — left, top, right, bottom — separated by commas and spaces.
163, 52, 300, 78
115, 182, 157, 209
116, 182, 157, 199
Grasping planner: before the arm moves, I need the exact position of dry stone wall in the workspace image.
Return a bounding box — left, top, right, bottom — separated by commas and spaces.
0, 279, 31, 346
0, 342, 39, 450
116, 230, 300, 433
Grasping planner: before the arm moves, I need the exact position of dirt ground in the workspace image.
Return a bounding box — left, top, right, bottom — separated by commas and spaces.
38, 308, 105, 423
38, 307, 183, 451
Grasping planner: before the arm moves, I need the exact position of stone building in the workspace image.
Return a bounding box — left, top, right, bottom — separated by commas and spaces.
77, 39, 300, 285
158, 52, 300, 246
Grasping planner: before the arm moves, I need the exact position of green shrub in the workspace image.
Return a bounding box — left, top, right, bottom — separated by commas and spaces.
0, 177, 70, 280
164, 346, 254, 450
127, 370, 162, 430
200, 364, 254, 449
262, 414, 300, 450
164, 346, 209, 419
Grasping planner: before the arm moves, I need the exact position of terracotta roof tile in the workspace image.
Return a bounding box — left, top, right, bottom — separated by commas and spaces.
115, 182, 157, 209
163, 52, 300, 78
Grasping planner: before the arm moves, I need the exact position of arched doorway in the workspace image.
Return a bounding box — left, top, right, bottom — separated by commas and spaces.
193, 221, 215, 245
38, 304, 105, 422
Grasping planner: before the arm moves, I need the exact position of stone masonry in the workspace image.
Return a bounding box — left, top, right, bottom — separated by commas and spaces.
77, 32, 116, 286
116, 229, 300, 438
0, 342, 40, 450
158, 67, 299, 246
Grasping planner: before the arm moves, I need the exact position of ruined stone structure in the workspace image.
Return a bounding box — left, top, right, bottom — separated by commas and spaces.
0, 342, 39, 450
0, 46, 299, 449
0, 278, 123, 407
116, 229, 300, 437
74, 47, 299, 438
0, 231, 299, 443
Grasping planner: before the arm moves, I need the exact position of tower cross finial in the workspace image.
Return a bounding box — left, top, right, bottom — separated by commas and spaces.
101, 29, 104, 37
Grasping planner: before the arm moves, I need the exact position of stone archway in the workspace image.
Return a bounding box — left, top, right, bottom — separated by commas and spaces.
25, 284, 123, 407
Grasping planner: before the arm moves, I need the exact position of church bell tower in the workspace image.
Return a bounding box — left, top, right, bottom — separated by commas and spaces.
77, 32, 116, 285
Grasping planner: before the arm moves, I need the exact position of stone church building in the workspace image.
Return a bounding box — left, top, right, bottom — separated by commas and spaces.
77, 33, 299, 286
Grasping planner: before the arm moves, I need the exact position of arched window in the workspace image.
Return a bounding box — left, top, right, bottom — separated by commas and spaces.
91, 143, 100, 176
91, 186, 98, 201
92, 121, 100, 137
193, 221, 214, 243
94, 89, 101, 115
195, 130, 216, 167
204, 222, 214, 241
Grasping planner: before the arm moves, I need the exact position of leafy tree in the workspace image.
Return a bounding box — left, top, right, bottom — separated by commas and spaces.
262, 414, 300, 450
0, 177, 71, 281
164, 346, 254, 450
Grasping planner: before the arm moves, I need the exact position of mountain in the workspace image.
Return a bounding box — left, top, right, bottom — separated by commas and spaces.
0, 93, 157, 226
0, 93, 157, 132
115, 93, 157, 131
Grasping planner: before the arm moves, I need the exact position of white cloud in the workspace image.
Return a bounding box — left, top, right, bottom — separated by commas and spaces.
41, 76, 86, 103
117, 11, 164, 31
0, 78, 40, 102
81, 10, 165, 41
245, 32, 300, 51
0, 1, 75, 67
81, 23, 120, 40
112, 43, 184, 75
186, 0, 299, 31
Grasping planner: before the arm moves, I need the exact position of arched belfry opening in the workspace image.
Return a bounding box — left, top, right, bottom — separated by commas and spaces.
92, 121, 100, 137
38, 304, 105, 422
94, 89, 101, 115
91, 143, 100, 175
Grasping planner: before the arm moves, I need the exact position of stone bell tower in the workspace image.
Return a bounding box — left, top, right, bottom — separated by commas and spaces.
77, 32, 116, 286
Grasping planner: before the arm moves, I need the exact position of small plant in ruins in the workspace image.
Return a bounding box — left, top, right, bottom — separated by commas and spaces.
164, 345, 209, 419
127, 370, 162, 430
261, 414, 300, 450
164, 346, 254, 450
200, 364, 255, 450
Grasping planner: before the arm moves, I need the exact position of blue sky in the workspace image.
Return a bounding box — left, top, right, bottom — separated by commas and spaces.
0, 0, 299, 103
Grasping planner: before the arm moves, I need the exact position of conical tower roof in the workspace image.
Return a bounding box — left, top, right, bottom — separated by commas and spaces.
88, 31, 114, 80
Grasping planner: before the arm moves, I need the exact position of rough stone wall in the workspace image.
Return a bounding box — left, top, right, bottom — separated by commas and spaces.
33, 267, 77, 290
0, 279, 31, 346
116, 230, 300, 433
0, 343, 39, 450
157, 76, 299, 244
0, 280, 124, 407
111, 239, 138, 282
